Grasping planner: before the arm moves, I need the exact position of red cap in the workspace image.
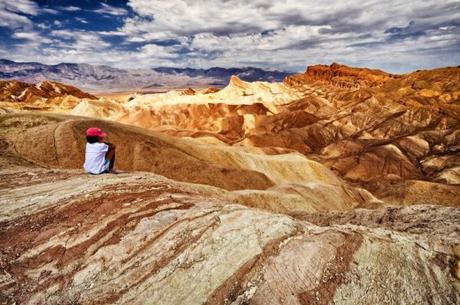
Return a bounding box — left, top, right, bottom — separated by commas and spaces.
86, 127, 107, 137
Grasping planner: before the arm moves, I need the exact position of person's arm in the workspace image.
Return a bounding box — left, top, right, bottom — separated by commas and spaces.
105, 142, 116, 149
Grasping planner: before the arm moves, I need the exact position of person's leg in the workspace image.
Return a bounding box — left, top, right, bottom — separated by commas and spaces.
109, 151, 115, 170
105, 147, 116, 171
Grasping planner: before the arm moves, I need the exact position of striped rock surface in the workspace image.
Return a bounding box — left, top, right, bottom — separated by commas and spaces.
0, 167, 459, 305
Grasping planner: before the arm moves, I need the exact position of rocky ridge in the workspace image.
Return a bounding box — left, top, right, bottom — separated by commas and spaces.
0, 80, 97, 114
285, 62, 399, 88
0, 80, 96, 103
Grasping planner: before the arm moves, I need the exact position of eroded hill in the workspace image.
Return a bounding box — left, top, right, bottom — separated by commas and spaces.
49, 64, 460, 205
0, 113, 380, 213
0, 80, 96, 113
0, 83, 459, 304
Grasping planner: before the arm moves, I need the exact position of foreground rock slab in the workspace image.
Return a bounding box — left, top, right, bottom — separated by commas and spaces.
0, 168, 458, 305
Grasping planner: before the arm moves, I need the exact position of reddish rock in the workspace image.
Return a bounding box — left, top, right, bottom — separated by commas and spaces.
0, 80, 96, 103
285, 62, 399, 88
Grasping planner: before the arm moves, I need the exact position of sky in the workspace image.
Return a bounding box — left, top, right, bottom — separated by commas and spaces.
0, 0, 459, 73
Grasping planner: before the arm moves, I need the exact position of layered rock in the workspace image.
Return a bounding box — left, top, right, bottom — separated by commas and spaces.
69, 76, 302, 142
1, 62, 459, 305
0, 166, 458, 305
0, 113, 273, 191
284, 62, 399, 88
279, 65, 460, 203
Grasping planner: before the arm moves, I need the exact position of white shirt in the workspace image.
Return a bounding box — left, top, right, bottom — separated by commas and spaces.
83, 142, 109, 174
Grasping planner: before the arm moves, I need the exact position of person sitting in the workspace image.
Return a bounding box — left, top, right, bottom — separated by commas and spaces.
83, 127, 116, 174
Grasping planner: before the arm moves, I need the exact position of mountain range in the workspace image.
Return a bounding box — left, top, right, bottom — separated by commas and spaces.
0, 59, 290, 92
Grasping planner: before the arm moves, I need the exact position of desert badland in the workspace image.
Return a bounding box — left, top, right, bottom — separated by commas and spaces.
1, 0, 460, 304
0, 61, 459, 304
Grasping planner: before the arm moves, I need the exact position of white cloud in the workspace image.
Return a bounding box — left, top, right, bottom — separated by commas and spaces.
0, 0, 39, 29
138, 44, 179, 59
49, 30, 111, 50
4, 0, 39, 15
13, 31, 53, 43
40, 8, 59, 14
59, 6, 82, 12
95, 3, 128, 16
75, 17, 88, 24
0, 9, 31, 29
0, 0, 58, 29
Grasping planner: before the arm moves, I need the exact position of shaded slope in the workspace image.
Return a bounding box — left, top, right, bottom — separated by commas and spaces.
278, 65, 460, 203
66, 65, 459, 194
0, 113, 272, 191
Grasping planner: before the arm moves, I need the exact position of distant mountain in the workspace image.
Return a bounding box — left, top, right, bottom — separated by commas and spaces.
0, 59, 291, 91
152, 67, 290, 85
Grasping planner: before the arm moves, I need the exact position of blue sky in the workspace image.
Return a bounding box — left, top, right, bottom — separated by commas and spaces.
0, 0, 459, 73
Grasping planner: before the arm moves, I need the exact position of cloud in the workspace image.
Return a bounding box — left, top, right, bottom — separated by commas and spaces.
49, 30, 111, 50
75, 17, 88, 24
0, 10, 31, 29
0, 0, 459, 73
13, 31, 52, 43
0, 0, 58, 29
59, 6, 82, 12
40, 8, 59, 15
5, 0, 39, 15
94, 3, 128, 16
0, 0, 38, 29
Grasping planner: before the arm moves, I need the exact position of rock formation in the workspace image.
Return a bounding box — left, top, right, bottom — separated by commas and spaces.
60, 64, 460, 205
0, 80, 97, 114
69, 76, 301, 141
0, 113, 379, 213
279, 65, 460, 204
285, 62, 399, 88
0, 163, 458, 304
0, 62, 459, 304
0, 80, 96, 103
